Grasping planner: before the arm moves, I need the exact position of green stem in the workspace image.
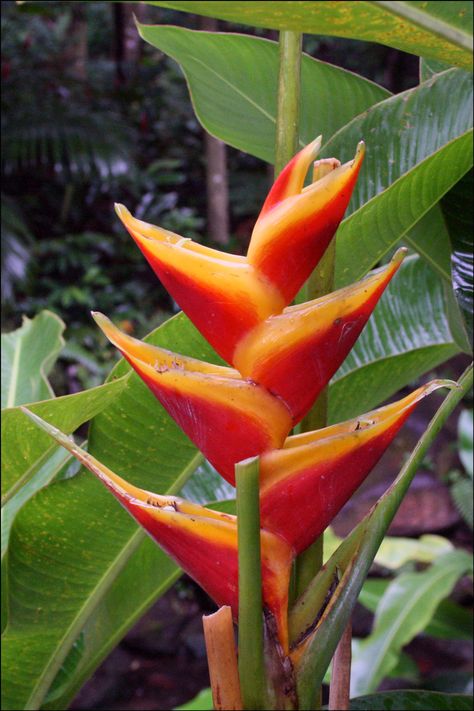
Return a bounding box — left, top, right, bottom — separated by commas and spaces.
236, 456, 266, 710
274, 31, 302, 178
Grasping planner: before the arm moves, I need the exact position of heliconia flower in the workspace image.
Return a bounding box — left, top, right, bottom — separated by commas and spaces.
20, 408, 294, 653
247, 139, 365, 303
114, 203, 286, 364
234, 249, 406, 423
114, 138, 364, 365
92, 312, 292, 484
258, 381, 453, 553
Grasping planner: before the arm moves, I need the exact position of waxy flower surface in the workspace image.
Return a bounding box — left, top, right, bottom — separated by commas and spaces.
26, 138, 450, 656
115, 137, 364, 365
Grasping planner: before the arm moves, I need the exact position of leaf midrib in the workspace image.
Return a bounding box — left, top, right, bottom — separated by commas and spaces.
6, 335, 22, 409
370, 1, 474, 51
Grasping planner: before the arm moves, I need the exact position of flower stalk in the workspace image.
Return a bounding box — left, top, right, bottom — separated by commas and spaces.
236, 457, 267, 710
275, 31, 302, 178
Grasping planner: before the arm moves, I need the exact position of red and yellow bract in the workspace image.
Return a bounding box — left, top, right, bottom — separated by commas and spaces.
115, 138, 365, 364
25, 138, 451, 658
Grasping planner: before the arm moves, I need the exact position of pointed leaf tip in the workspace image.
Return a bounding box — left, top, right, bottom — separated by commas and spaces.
20, 407, 76, 451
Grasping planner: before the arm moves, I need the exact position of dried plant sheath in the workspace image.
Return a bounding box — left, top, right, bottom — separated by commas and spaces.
203, 607, 242, 711
328, 619, 352, 711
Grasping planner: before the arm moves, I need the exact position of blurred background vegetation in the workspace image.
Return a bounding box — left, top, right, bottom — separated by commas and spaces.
1, 0, 419, 394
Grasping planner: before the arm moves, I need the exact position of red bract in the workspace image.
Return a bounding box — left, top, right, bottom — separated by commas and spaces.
92, 312, 292, 484
234, 250, 405, 422
26, 139, 449, 658
248, 139, 365, 303
115, 138, 364, 365
20, 410, 294, 653
259, 382, 449, 553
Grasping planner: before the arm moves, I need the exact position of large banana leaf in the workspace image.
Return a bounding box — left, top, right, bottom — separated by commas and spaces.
0, 314, 222, 711
149, 1, 473, 70
329, 256, 459, 422
1, 311, 65, 409
323, 69, 473, 286
137, 25, 389, 164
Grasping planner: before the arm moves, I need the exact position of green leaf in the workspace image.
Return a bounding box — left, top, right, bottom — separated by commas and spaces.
450, 477, 473, 528
329, 256, 459, 422
458, 409, 473, 477
175, 688, 213, 710
349, 690, 474, 711
1, 314, 226, 711
420, 56, 453, 81
1, 310, 65, 409
359, 578, 474, 640
440, 170, 474, 349
148, 1, 473, 70
366, 533, 453, 570
323, 69, 473, 288
402, 207, 452, 284
1, 378, 126, 504
324, 530, 454, 570
137, 25, 389, 164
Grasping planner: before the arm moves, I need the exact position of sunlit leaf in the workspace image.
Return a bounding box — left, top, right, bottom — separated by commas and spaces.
148, 1, 473, 69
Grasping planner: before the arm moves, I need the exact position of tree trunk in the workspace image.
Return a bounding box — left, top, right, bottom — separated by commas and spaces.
200, 17, 230, 245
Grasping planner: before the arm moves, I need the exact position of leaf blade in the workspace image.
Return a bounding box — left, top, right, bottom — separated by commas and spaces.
1, 310, 65, 409
326, 69, 473, 287
137, 25, 389, 163
148, 1, 473, 69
